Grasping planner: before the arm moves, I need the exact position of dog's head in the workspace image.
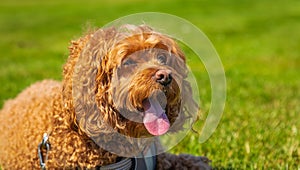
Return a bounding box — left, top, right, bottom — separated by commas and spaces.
63, 25, 198, 140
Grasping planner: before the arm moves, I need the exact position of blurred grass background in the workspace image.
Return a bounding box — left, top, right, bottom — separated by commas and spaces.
0, 0, 299, 169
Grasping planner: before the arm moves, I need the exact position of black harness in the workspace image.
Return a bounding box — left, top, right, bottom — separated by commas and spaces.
38, 133, 157, 170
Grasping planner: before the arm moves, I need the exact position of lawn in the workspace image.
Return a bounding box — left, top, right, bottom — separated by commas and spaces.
0, 0, 299, 169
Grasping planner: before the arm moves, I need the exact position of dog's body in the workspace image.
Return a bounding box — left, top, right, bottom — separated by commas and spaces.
0, 25, 211, 169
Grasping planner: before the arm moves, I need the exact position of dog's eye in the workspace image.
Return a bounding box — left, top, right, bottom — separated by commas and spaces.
157, 54, 167, 64
123, 59, 136, 66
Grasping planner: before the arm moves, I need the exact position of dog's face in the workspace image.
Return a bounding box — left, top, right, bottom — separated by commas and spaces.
112, 48, 182, 136
69, 26, 197, 142
106, 32, 193, 138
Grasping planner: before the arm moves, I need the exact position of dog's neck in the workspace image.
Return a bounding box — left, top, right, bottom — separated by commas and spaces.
99, 142, 157, 170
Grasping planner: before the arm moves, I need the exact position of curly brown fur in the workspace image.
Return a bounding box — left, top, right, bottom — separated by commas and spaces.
0, 25, 210, 169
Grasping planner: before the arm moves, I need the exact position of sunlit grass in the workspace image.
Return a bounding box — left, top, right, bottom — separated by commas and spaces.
0, 0, 299, 169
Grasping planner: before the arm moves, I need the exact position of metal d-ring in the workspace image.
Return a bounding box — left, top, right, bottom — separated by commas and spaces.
38, 133, 50, 170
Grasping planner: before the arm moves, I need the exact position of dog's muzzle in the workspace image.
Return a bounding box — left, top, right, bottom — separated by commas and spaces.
154, 69, 172, 86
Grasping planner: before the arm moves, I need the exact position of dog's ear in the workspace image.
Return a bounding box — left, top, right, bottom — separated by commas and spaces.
168, 44, 199, 131
62, 27, 125, 136
174, 48, 199, 118
62, 34, 91, 107
182, 78, 199, 119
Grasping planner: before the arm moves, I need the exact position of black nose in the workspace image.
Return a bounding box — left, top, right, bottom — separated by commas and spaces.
155, 69, 172, 86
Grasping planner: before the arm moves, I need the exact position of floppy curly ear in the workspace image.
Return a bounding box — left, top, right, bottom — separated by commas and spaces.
62, 27, 123, 136
61, 33, 93, 133
167, 41, 199, 119
182, 79, 199, 119
167, 45, 199, 131
62, 34, 91, 109
176, 49, 199, 118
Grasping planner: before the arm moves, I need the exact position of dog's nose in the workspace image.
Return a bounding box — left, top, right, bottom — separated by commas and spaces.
155, 69, 172, 86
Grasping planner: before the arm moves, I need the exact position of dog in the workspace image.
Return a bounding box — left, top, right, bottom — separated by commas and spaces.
0, 25, 211, 169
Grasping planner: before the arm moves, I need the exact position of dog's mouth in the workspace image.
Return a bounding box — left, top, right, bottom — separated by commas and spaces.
112, 65, 181, 136
142, 96, 170, 136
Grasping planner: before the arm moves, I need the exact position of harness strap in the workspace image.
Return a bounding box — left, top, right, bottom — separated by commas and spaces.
37, 133, 157, 170
134, 142, 157, 170
99, 158, 132, 170
100, 142, 157, 170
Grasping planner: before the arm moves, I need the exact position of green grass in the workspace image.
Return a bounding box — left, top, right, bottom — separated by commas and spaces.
0, 0, 299, 169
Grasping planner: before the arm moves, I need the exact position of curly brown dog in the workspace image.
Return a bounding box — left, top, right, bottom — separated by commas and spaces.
0, 25, 211, 169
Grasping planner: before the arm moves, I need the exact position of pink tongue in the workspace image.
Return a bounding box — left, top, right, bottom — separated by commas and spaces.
143, 99, 170, 136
